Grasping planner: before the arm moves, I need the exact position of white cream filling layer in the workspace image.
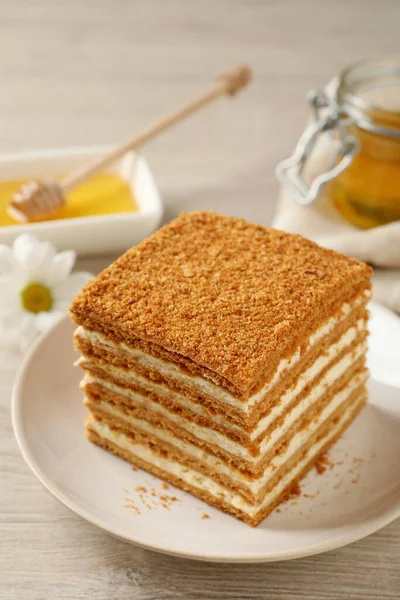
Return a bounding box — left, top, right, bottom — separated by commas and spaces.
76, 291, 369, 414
83, 340, 366, 460
80, 321, 366, 448
86, 370, 367, 494
87, 391, 365, 517
77, 320, 367, 421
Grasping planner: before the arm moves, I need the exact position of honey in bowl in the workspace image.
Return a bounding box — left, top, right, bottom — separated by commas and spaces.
0, 172, 138, 226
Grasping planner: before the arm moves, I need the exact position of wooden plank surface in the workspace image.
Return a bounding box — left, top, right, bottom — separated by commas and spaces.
1, 1, 399, 598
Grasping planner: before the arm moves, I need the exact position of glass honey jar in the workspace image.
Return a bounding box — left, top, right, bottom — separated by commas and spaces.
276, 57, 400, 229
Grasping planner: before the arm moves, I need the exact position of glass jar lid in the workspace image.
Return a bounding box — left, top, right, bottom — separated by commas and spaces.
337, 56, 400, 139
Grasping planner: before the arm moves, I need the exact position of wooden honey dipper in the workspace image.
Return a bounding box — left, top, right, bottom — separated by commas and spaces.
8, 65, 252, 223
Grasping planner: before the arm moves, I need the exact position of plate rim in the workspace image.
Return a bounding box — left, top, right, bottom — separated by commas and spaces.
11, 304, 400, 563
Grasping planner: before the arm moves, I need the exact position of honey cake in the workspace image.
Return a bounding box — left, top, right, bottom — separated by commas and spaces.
70, 211, 372, 526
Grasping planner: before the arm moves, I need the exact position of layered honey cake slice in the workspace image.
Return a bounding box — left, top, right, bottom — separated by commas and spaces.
70, 211, 371, 526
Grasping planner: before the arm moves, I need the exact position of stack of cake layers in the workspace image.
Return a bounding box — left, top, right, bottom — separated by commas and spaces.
70, 212, 371, 526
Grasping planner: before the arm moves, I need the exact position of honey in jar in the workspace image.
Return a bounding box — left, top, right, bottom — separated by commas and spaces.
0, 172, 138, 226
276, 57, 400, 229
333, 58, 400, 229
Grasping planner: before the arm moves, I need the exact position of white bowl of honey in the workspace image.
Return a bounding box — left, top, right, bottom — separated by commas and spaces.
0, 146, 163, 254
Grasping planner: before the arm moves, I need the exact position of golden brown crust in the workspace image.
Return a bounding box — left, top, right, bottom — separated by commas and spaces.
70, 211, 372, 392
86, 392, 367, 526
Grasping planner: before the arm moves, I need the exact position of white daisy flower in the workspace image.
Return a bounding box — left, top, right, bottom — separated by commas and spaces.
0, 234, 92, 352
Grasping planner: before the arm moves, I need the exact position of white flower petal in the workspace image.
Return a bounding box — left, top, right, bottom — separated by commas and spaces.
0, 308, 23, 339
13, 235, 40, 270
0, 246, 19, 275
0, 270, 25, 290
0, 285, 20, 314
0, 308, 26, 349
19, 313, 39, 353
14, 235, 57, 278
43, 250, 76, 286
35, 311, 63, 333
53, 271, 93, 302
32, 244, 57, 282
13, 234, 37, 256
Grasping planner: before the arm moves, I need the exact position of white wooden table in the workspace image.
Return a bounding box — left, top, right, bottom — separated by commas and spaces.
1, 1, 400, 597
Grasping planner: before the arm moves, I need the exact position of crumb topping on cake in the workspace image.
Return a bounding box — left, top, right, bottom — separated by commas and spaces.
70, 212, 371, 391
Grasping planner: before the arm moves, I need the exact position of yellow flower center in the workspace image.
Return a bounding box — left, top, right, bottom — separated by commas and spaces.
21, 282, 53, 314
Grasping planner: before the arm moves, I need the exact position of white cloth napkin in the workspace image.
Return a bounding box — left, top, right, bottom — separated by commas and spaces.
273, 120, 400, 314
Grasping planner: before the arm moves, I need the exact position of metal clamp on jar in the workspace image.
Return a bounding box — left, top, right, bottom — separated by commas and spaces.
276, 57, 400, 229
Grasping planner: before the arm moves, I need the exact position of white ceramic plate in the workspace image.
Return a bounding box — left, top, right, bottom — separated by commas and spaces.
0, 146, 163, 254
12, 302, 400, 563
